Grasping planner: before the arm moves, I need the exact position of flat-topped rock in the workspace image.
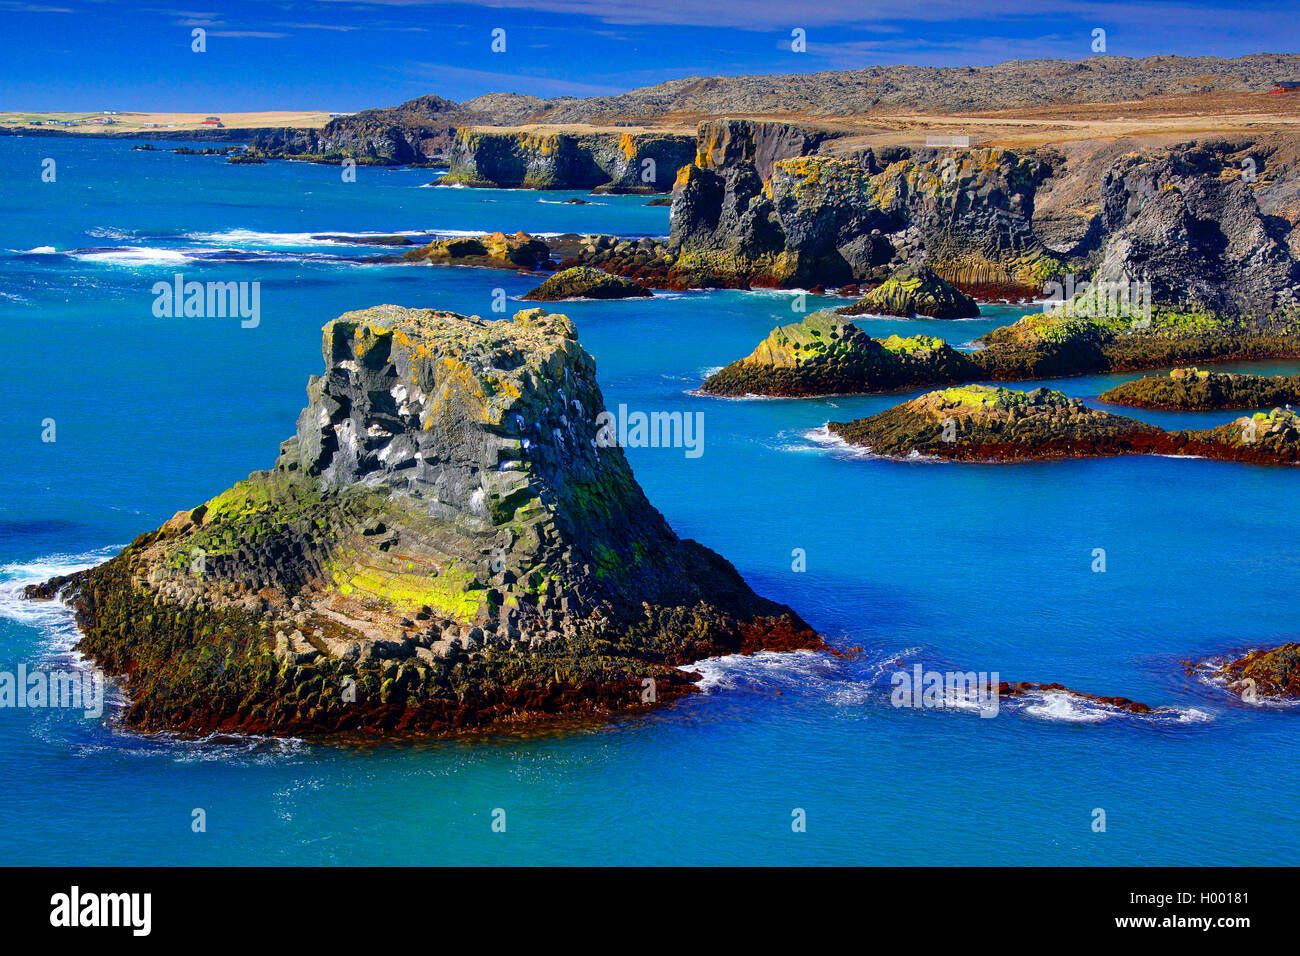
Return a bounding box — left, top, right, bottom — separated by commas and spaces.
401, 230, 553, 270
1100, 367, 1300, 410
824, 384, 1300, 464
27, 306, 823, 738
827, 385, 1166, 460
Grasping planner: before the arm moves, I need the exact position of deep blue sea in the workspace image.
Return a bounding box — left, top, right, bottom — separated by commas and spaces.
2, 137, 1297, 865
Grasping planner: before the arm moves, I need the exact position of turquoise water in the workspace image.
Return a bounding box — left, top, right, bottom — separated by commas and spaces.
2, 137, 1298, 865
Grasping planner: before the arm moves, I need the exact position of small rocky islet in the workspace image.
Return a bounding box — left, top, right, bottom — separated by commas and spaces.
824, 384, 1300, 465
24, 306, 823, 738
521, 266, 651, 301
1099, 367, 1300, 410
1214, 644, 1300, 700
701, 312, 977, 398
837, 266, 980, 319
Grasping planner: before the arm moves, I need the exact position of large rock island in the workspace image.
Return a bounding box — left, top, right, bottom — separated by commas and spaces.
25, 307, 822, 737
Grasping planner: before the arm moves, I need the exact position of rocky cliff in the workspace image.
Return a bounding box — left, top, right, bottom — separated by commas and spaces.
26, 306, 821, 737
247, 95, 478, 164
667, 118, 1300, 320
668, 121, 1060, 293
435, 128, 694, 192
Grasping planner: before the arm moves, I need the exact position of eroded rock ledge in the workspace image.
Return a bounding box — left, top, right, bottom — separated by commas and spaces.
1100, 367, 1300, 410
26, 306, 822, 738
825, 384, 1300, 464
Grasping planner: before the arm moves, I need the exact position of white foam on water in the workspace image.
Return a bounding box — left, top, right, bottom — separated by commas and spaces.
801, 425, 877, 458
1019, 690, 1111, 723
0, 547, 131, 716
1015, 689, 1213, 725
71, 246, 193, 265
184, 228, 427, 246
684, 649, 839, 694
682, 647, 905, 709
84, 226, 135, 240
1192, 657, 1300, 709
0, 547, 122, 657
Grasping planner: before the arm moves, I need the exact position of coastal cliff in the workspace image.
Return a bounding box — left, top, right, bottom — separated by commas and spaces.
667, 118, 1300, 330
436, 128, 695, 192
667, 121, 1059, 293
27, 307, 822, 737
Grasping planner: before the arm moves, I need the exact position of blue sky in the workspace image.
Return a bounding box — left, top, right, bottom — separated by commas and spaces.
1, 0, 1297, 111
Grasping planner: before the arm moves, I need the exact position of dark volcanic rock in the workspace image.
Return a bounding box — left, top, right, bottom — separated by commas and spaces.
438, 128, 694, 192
826, 385, 1169, 460
29, 306, 823, 738
997, 682, 1153, 715
700, 312, 978, 397
521, 266, 651, 300
1090, 150, 1300, 320
401, 231, 553, 271
838, 265, 980, 318
312, 234, 416, 247
249, 95, 470, 164
1099, 367, 1300, 410
669, 128, 1060, 294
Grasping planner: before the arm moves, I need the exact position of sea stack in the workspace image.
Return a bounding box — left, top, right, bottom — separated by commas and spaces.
27, 306, 822, 737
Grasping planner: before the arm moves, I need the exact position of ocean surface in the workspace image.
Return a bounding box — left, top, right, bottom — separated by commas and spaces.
2, 137, 1297, 865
